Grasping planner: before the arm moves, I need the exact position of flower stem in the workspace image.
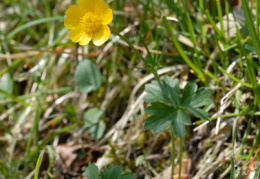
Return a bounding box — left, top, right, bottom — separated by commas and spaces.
170, 126, 175, 179
110, 28, 148, 68
179, 139, 183, 179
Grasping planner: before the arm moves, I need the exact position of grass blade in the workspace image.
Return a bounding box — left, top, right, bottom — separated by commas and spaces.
241, 0, 260, 63
34, 155, 42, 179
163, 17, 206, 83
230, 157, 235, 179
7, 16, 63, 40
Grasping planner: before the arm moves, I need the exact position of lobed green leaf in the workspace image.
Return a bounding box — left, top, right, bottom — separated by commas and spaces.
101, 165, 122, 179
182, 88, 212, 108
144, 77, 181, 107
85, 163, 101, 179
120, 173, 136, 179
85, 163, 136, 179
145, 102, 175, 115
172, 109, 191, 138
144, 111, 174, 133
186, 106, 210, 121
181, 82, 197, 104
143, 76, 212, 138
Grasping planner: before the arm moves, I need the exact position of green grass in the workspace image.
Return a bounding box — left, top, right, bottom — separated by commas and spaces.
0, 0, 260, 178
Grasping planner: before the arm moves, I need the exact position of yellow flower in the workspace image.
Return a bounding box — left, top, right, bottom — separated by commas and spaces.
64, 0, 113, 46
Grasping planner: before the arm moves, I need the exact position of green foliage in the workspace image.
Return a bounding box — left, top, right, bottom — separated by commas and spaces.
101, 165, 123, 179
0, 73, 13, 99
254, 160, 260, 179
241, 0, 260, 109
230, 157, 235, 179
34, 155, 42, 179
74, 60, 102, 93
144, 76, 212, 138
85, 163, 136, 179
135, 155, 144, 166
2, 0, 260, 177
84, 108, 106, 140
85, 163, 101, 179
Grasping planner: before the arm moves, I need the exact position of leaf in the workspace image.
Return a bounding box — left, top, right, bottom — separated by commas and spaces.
181, 82, 197, 104
144, 81, 172, 103
34, 155, 42, 179
85, 163, 136, 179
144, 111, 174, 133
85, 163, 101, 179
88, 121, 106, 140
172, 109, 191, 138
74, 60, 102, 93
186, 106, 210, 121
0, 73, 13, 100
7, 16, 64, 39
65, 104, 77, 122
162, 76, 181, 104
84, 107, 105, 127
84, 108, 106, 139
101, 165, 122, 179
182, 87, 212, 108
135, 155, 144, 166
230, 157, 235, 179
144, 77, 181, 107
145, 102, 175, 115
120, 173, 136, 179
143, 76, 212, 139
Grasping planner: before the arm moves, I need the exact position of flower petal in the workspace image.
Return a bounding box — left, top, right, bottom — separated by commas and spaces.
69, 27, 84, 43
94, 1, 113, 25
79, 32, 93, 46
64, 5, 85, 30
100, 9, 113, 25
78, 0, 99, 13
92, 25, 110, 46
95, 0, 109, 15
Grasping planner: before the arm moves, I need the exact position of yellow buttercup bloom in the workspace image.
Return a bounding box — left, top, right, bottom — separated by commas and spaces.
64, 0, 113, 46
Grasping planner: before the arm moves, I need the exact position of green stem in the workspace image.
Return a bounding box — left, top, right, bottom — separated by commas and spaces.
178, 139, 183, 179
111, 28, 159, 81
109, 139, 122, 165
257, 0, 260, 36
216, 0, 224, 37
170, 126, 175, 179
152, 69, 160, 82
110, 28, 147, 66
218, 66, 252, 88
199, 0, 207, 45
204, 10, 223, 38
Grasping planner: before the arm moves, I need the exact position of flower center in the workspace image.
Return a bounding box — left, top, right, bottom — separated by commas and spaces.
81, 12, 101, 33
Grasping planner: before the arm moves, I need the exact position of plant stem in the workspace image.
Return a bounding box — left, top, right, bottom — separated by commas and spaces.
179, 138, 183, 179
110, 28, 147, 66
170, 126, 175, 179
152, 69, 160, 82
